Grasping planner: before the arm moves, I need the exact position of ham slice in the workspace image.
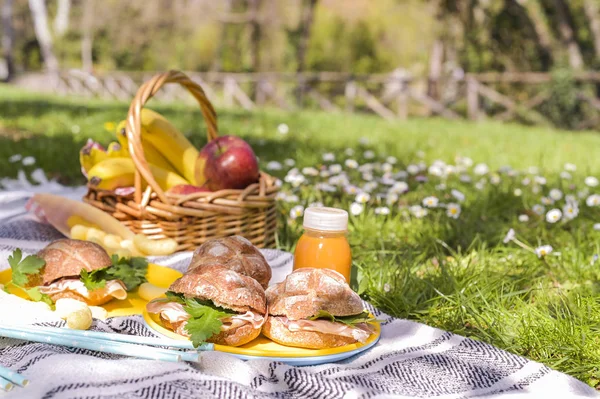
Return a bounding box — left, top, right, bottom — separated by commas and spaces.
39, 279, 127, 300
282, 317, 375, 343
146, 300, 265, 335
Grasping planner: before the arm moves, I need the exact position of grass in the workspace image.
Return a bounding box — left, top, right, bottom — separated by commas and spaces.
2, 85, 600, 388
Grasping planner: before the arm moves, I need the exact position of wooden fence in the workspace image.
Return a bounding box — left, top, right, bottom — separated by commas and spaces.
12, 70, 600, 128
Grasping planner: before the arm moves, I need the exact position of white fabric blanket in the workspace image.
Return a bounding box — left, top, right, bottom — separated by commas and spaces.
0, 184, 597, 399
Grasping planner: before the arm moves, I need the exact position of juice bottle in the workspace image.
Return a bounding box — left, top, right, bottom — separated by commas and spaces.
293, 207, 352, 282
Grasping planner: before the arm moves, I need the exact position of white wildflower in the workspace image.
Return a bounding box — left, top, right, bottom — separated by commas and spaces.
322, 153, 335, 162
560, 171, 572, 180
545, 208, 562, 223
266, 161, 282, 171
289, 205, 304, 220
532, 186, 541, 194
364, 150, 375, 160
302, 167, 319, 176
320, 169, 331, 178
383, 283, 391, 292
409, 205, 428, 218
535, 245, 553, 258
475, 180, 486, 190
277, 123, 289, 135
380, 175, 396, 186
308, 202, 324, 208
474, 163, 489, 175
382, 163, 393, 173
528, 166, 540, 175
416, 150, 425, 158
345, 148, 355, 156
534, 176, 546, 185
386, 156, 397, 165
71, 125, 80, 134
564, 163, 577, 172
459, 174, 472, 183
585, 176, 599, 187
532, 204, 546, 215
436, 183, 447, 191
518, 214, 529, 223
362, 173, 374, 182
284, 158, 295, 167
285, 194, 299, 203
349, 202, 364, 216
422, 196, 439, 208
428, 164, 444, 177
329, 164, 343, 174
594, 223, 600, 231
8, 154, 22, 163
345, 159, 358, 169
22, 156, 35, 166
375, 207, 390, 216
386, 192, 399, 205
549, 189, 563, 201
490, 174, 501, 185
521, 178, 531, 186
395, 171, 408, 180
390, 181, 409, 194
344, 185, 360, 195
315, 183, 336, 193
359, 137, 369, 145
288, 174, 306, 188
275, 192, 287, 201
451, 189, 465, 202
355, 192, 371, 203
503, 228, 516, 244
586, 194, 600, 207
457, 156, 473, 167
446, 203, 461, 219
362, 182, 378, 193
407, 164, 419, 175
562, 202, 579, 221
565, 195, 577, 205
514, 188, 523, 197
541, 197, 554, 206
358, 163, 374, 173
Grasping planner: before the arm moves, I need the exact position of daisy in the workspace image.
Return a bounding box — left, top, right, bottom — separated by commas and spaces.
532, 204, 546, 215
534, 176, 546, 185
390, 181, 409, 194
549, 189, 563, 201
386, 193, 399, 205
382, 163, 393, 173
344, 185, 360, 195
383, 283, 391, 292
394, 171, 408, 180
541, 197, 554, 206
475, 180, 486, 190
528, 166, 540, 175
386, 156, 397, 165
355, 192, 371, 203
518, 214, 529, 222
22, 156, 35, 166
362, 173, 374, 182
289, 205, 304, 220
345, 159, 358, 169
409, 205, 428, 218
350, 202, 364, 216
514, 188, 523, 197
320, 170, 331, 178
329, 164, 343, 174
565, 195, 577, 204
586, 194, 600, 207
459, 174, 472, 183
364, 150, 375, 160
359, 137, 369, 145
362, 182, 378, 193
503, 228, 516, 244
428, 164, 444, 177
315, 183, 336, 193
474, 163, 489, 175
345, 148, 355, 156
8, 154, 22, 163
562, 202, 579, 220
532, 186, 540, 194
564, 163, 577, 172
285, 194, 299, 203
375, 207, 390, 215
275, 192, 287, 201
560, 171, 572, 180
451, 189, 465, 202
322, 153, 335, 162
489, 174, 501, 185
277, 123, 289, 135
422, 196, 439, 208
416, 150, 425, 158
586, 176, 599, 187
521, 178, 531, 186
380, 176, 396, 186
358, 163, 374, 173
446, 203, 461, 219
594, 223, 600, 231
266, 161, 283, 171
407, 164, 419, 175
535, 245, 553, 258
436, 183, 447, 191
274, 179, 283, 188
546, 209, 562, 223
284, 158, 295, 167
456, 156, 474, 167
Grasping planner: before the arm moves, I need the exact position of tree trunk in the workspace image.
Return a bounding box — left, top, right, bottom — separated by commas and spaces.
296, 0, 317, 73
427, 39, 444, 100
1, 0, 14, 81
247, 0, 262, 72
211, 0, 233, 72
53, 0, 71, 38
583, 0, 600, 60
28, 0, 59, 73
554, 0, 585, 69
514, 0, 555, 68
81, 0, 93, 73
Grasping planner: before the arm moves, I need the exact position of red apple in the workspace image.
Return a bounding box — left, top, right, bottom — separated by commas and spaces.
197, 135, 260, 191
166, 184, 211, 195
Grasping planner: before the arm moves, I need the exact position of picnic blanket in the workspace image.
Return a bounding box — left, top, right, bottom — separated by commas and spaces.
0, 184, 597, 399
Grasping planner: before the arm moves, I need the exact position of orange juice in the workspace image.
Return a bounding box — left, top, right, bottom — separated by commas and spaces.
293, 207, 352, 282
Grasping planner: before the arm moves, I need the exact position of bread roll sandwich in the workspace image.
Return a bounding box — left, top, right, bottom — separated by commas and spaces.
188, 236, 271, 289
8, 239, 148, 306
262, 268, 377, 349
146, 266, 267, 347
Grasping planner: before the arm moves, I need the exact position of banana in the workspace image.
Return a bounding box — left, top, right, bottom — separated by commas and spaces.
87, 157, 189, 191
114, 120, 177, 172
138, 109, 203, 185
106, 141, 128, 158
79, 140, 107, 176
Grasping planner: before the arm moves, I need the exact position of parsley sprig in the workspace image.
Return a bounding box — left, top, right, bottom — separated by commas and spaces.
165, 292, 236, 348
80, 255, 148, 291
6, 248, 52, 305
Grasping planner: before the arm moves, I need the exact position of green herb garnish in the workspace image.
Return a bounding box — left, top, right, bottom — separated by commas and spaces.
308, 310, 378, 326
80, 255, 148, 291
6, 248, 52, 304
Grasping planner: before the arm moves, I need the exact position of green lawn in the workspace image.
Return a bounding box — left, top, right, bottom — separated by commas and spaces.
2, 85, 600, 387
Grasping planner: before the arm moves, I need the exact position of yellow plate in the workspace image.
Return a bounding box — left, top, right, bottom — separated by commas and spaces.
1, 263, 381, 365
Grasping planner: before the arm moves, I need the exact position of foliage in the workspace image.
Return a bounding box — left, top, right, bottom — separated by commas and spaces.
3, 89, 600, 386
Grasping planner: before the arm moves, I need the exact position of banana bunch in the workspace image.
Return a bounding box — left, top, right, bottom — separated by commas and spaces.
79, 109, 201, 192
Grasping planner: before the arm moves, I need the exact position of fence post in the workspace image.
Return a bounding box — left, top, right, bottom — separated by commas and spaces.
345, 79, 357, 113
397, 81, 409, 120
467, 76, 480, 120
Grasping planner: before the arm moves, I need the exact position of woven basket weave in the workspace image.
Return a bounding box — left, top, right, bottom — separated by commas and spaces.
83, 70, 279, 251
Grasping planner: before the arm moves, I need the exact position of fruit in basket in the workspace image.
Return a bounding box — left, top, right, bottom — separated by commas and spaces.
87, 158, 189, 191
106, 141, 128, 158
133, 234, 179, 256
138, 109, 204, 185
166, 184, 211, 195
79, 140, 107, 177
198, 135, 260, 191
114, 120, 176, 172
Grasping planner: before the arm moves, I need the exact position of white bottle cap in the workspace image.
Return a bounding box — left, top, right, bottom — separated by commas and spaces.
303, 207, 348, 232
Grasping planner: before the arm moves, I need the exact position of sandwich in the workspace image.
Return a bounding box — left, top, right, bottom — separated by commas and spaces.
262, 268, 377, 349
188, 236, 272, 289
7, 239, 148, 306
146, 266, 267, 347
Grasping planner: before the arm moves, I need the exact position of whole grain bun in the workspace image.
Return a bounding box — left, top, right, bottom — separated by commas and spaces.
37, 239, 112, 285
188, 236, 271, 289
163, 317, 261, 347
266, 268, 363, 320
169, 266, 266, 314
262, 316, 356, 349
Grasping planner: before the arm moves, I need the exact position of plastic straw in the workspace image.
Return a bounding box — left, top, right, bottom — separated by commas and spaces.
0, 365, 28, 387
0, 376, 13, 392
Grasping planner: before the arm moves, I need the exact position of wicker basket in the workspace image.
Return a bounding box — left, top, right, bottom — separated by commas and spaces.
83, 70, 279, 251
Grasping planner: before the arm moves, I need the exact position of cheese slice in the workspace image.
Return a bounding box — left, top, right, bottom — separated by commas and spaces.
146, 300, 265, 335
39, 279, 127, 300
283, 318, 375, 343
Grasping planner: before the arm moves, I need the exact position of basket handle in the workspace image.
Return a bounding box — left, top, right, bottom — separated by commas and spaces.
125, 70, 218, 204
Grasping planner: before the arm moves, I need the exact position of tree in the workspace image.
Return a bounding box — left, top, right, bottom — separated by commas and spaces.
81, 0, 93, 72
1, 0, 14, 81
296, 0, 318, 73
53, 0, 71, 38
583, 0, 600, 61
514, 0, 556, 66
28, 0, 59, 73
553, 0, 584, 69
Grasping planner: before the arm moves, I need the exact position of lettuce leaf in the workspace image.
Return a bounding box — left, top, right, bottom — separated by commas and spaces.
80, 255, 148, 291
308, 310, 377, 326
